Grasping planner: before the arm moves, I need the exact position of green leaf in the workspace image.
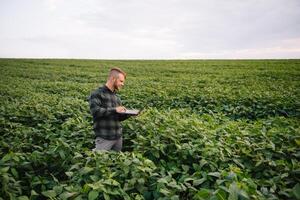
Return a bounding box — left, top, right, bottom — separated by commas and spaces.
158, 177, 169, 184
80, 167, 93, 175
88, 190, 99, 200
42, 190, 57, 198
0, 166, 9, 173
51, 174, 59, 183
1, 154, 11, 162
53, 185, 63, 195
103, 179, 120, 186
59, 150, 66, 159
170, 195, 179, 200
208, 172, 221, 178
160, 188, 171, 196
31, 190, 39, 196
184, 177, 194, 182
153, 151, 160, 158
59, 192, 78, 199
216, 189, 227, 200
193, 178, 206, 186
293, 183, 300, 200
199, 159, 208, 168
65, 171, 73, 177
90, 175, 99, 182
233, 159, 245, 169
194, 188, 211, 200
104, 193, 110, 200
11, 168, 18, 178
87, 181, 105, 190
182, 165, 189, 172
294, 138, 300, 146
74, 195, 83, 200
138, 178, 145, 185
17, 196, 29, 200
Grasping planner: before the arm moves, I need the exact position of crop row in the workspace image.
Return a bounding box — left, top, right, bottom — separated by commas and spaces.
0, 59, 299, 199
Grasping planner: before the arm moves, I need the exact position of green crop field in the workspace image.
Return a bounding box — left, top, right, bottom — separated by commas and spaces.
0, 59, 299, 200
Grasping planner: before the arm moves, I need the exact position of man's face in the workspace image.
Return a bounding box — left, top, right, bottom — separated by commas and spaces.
113, 73, 125, 91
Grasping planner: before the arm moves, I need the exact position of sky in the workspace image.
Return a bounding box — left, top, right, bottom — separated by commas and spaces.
0, 0, 300, 59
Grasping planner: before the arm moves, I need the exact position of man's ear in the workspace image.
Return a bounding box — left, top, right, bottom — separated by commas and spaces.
110, 76, 116, 82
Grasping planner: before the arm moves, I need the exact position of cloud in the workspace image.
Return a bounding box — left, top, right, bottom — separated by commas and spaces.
180, 37, 300, 59
44, 0, 59, 11
0, 0, 300, 58
174, 0, 300, 51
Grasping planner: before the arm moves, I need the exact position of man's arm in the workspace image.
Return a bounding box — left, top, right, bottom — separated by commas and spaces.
89, 94, 116, 119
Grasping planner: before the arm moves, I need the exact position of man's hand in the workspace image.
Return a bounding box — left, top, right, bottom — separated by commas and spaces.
116, 106, 126, 113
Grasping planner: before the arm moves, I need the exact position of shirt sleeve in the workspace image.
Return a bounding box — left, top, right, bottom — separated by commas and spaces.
115, 95, 131, 121
89, 93, 116, 119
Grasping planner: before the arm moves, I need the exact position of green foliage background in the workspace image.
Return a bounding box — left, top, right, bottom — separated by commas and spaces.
0, 59, 299, 200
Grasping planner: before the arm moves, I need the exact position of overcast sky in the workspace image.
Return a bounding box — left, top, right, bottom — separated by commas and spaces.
1, 0, 300, 59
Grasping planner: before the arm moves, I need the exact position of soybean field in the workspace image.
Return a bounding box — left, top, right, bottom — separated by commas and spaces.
0, 59, 299, 200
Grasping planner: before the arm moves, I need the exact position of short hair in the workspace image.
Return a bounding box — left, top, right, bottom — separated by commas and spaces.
109, 67, 126, 79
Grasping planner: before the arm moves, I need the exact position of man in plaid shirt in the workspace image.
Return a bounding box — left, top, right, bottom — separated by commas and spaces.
89, 67, 131, 151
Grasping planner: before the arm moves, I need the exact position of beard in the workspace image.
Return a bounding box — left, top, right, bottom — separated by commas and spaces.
113, 81, 120, 91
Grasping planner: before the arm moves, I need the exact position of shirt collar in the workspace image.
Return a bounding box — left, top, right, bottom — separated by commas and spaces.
103, 84, 115, 94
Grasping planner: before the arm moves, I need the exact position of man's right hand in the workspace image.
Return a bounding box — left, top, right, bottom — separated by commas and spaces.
116, 106, 126, 113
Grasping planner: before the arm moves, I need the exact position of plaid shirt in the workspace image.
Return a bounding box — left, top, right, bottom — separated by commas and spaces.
89, 85, 129, 140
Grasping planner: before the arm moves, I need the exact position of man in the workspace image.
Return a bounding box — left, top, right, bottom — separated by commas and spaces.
89, 67, 131, 151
